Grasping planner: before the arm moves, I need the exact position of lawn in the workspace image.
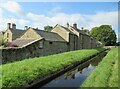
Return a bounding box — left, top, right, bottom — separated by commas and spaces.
1, 48, 105, 88
81, 47, 118, 87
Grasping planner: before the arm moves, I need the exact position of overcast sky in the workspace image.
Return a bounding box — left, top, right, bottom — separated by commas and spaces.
0, 1, 119, 41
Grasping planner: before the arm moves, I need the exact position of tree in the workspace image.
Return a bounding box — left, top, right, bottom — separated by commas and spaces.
116, 42, 120, 46
90, 25, 117, 46
44, 25, 53, 32
90, 27, 100, 37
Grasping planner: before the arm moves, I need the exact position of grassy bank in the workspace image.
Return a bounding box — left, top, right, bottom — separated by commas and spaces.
1, 48, 105, 88
81, 47, 118, 87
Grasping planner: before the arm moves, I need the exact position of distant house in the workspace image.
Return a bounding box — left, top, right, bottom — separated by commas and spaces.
4, 23, 26, 42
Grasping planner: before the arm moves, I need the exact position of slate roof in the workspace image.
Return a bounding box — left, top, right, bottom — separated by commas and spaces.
10, 28, 26, 38
69, 26, 85, 35
33, 28, 66, 42
69, 26, 92, 37
60, 25, 74, 34
8, 38, 38, 47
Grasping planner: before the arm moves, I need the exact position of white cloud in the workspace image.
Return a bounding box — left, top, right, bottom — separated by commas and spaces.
50, 7, 61, 13
26, 11, 117, 31
0, 1, 118, 37
0, 1, 24, 16
26, 12, 88, 29
84, 11, 118, 30
0, 17, 29, 30
48, 6, 62, 15
0, 10, 117, 31
0, 1, 28, 30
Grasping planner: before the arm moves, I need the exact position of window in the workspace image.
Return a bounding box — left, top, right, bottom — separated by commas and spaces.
39, 41, 43, 48
49, 42, 53, 44
7, 33, 9, 38
7, 39, 9, 42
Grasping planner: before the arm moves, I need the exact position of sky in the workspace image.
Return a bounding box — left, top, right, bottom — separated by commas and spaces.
0, 1, 119, 41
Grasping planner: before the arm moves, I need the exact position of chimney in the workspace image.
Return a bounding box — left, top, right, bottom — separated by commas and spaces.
73, 23, 77, 30
12, 23, 16, 29
24, 26, 28, 30
66, 22, 69, 28
7, 23, 11, 29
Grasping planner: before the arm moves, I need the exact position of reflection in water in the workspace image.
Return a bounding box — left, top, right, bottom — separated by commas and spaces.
41, 52, 107, 88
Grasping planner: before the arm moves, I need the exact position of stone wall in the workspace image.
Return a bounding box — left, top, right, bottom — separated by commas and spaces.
69, 33, 78, 51
91, 38, 97, 48
1, 39, 68, 64
79, 34, 84, 49
51, 25, 69, 42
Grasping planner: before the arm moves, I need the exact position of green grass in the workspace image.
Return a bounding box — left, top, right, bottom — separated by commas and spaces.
81, 47, 118, 87
1, 48, 105, 88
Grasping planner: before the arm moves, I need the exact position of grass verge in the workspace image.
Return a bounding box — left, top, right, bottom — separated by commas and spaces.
1, 48, 105, 88
81, 47, 118, 87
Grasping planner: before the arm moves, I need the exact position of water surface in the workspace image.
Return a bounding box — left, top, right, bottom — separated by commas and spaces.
40, 52, 107, 88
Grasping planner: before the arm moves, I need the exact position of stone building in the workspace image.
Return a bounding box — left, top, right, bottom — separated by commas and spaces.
51, 23, 97, 50
4, 23, 98, 50
9, 27, 68, 54
4, 23, 26, 42
51, 24, 78, 51
2, 23, 100, 63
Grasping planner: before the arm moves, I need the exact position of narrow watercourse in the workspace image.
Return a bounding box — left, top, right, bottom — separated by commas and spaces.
41, 51, 108, 88
25, 49, 108, 89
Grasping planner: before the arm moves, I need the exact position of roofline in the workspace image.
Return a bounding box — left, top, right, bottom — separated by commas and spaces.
32, 28, 67, 42
44, 39, 67, 43
4, 28, 12, 35
21, 38, 43, 48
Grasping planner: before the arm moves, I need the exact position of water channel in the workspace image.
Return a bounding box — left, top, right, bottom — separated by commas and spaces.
39, 51, 107, 88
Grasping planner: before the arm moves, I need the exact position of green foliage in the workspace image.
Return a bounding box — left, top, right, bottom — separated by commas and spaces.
116, 42, 120, 46
1, 48, 105, 87
81, 47, 118, 87
44, 25, 53, 32
90, 27, 100, 37
91, 25, 117, 46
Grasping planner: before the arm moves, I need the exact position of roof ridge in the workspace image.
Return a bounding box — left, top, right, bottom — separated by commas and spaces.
34, 28, 61, 35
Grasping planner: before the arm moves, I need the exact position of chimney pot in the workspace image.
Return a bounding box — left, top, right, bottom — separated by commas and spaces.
12, 23, 16, 29
7, 23, 11, 29
24, 26, 28, 30
73, 23, 77, 30
66, 22, 69, 28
